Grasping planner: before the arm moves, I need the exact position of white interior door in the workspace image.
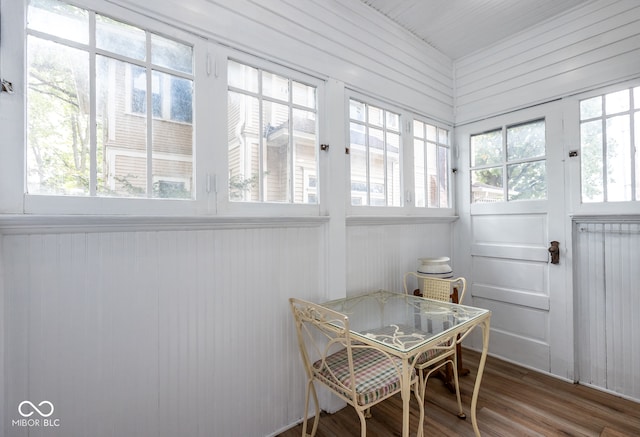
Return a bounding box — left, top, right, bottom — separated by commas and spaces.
454, 101, 572, 378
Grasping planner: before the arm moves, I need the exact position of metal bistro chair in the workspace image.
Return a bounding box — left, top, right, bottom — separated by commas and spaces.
403, 272, 468, 419
289, 297, 424, 437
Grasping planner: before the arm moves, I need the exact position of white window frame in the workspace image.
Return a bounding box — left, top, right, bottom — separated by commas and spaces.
468, 118, 547, 205
216, 49, 325, 217
0, 0, 329, 217
411, 116, 453, 209
345, 90, 455, 217
0, 0, 211, 215
564, 78, 640, 216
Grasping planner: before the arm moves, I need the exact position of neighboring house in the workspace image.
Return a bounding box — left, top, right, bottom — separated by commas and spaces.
103, 61, 193, 197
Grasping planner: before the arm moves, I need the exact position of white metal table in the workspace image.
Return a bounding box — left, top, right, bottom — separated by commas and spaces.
321, 290, 491, 437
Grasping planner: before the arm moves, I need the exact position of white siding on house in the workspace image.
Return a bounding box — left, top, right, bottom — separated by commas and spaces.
454, 0, 640, 124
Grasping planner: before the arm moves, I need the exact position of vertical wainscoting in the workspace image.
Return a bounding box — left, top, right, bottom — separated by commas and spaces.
346, 219, 455, 296
574, 220, 640, 402
3, 221, 326, 437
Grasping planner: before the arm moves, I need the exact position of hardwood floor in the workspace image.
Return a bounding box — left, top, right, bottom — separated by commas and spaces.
278, 349, 640, 437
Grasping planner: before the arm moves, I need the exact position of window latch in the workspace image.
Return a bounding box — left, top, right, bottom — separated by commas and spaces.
1, 79, 14, 94
320, 144, 330, 152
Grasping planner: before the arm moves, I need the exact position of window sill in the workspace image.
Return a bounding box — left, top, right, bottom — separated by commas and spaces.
346, 216, 458, 226
0, 214, 330, 235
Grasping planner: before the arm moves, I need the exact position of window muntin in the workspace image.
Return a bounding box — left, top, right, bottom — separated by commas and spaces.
470, 119, 546, 203
227, 60, 318, 204
26, 0, 194, 199
580, 86, 639, 203
413, 120, 450, 208
349, 99, 401, 207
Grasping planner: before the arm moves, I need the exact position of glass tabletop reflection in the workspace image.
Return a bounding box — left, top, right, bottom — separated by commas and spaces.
321, 290, 489, 353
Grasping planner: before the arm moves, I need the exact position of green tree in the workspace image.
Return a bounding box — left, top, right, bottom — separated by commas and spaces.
27, 37, 90, 194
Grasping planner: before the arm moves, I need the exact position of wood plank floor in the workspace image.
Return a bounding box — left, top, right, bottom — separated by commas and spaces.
278, 349, 640, 437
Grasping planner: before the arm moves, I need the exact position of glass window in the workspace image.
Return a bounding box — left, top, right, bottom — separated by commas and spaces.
470, 120, 546, 203
580, 87, 638, 203
227, 60, 318, 203
413, 120, 450, 207
26, 0, 194, 199
349, 99, 401, 207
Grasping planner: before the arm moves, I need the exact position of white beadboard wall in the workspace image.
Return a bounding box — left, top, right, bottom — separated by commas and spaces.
454, 0, 640, 124
574, 220, 640, 402
3, 223, 326, 437
1, 218, 453, 437
346, 220, 454, 296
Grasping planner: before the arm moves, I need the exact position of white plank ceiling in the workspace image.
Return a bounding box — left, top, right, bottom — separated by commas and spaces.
359, 0, 591, 59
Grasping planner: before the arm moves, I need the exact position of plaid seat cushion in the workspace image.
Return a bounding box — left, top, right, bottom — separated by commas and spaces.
313, 347, 408, 406
414, 346, 449, 365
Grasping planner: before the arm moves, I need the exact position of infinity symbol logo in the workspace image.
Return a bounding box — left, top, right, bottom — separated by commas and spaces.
18, 401, 54, 418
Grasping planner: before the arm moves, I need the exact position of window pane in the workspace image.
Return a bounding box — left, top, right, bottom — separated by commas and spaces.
471, 130, 502, 166
634, 87, 640, 109
413, 120, 424, 139
369, 128, 385, 205
606, 115, 631, 201
293, 109, 317, 203
386, 111, 400, 132
426, 124, 437, 142
96, 15, 145, 61
386, 132, 400, 206
292, 81, 315, 108
471, 167, 503, 203
263, 101, 289, 202
28, 0, 89, 44
228, 60, 258, 93
170, 76, 193, 123
228, 91, 260, 201
263, 71, 289, 102
438, 128, 448, 145
438, 145, 449, 207
96, 56, 147, 197
27, 36, 90, 195
636, 112, 640, 198
581, 120, 604, 202
507, 120, 545, 161
507, 161, 546, 201
426, 143, 438, 207
350, 123, 367, 205
350, 100, 365, 122
605, 89, 630, 115
580, 96, 602, 120
414, 139, 425, 207
368, 106, 384, 127
151, 33, 193, 74
152, 71, 193, 199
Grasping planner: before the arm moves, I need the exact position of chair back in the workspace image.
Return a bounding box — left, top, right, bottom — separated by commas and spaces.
403, 272, 467, 303
289, 298, 357, 400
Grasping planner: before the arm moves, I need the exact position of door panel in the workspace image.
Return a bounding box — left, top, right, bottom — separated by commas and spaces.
455, 102, 570, 376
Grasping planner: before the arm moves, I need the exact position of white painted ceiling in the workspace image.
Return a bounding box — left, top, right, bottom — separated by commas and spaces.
359, 0, 590, 59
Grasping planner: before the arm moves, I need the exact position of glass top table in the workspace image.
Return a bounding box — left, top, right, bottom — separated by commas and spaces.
320, 290, 491, 437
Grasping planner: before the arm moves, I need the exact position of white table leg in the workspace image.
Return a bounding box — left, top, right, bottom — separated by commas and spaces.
470, 317, 491, 436
401, 358, 411, 437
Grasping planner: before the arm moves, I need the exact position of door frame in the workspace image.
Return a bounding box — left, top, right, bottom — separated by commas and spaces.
453, 101, 574, 380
